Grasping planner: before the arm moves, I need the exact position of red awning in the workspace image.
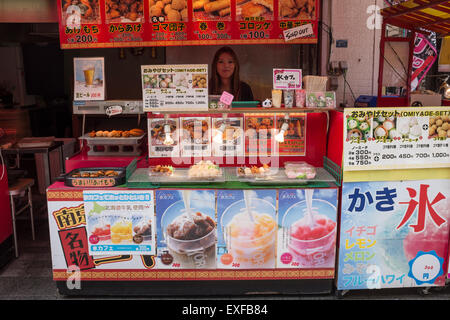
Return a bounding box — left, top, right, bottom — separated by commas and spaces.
381, 0, 450, 37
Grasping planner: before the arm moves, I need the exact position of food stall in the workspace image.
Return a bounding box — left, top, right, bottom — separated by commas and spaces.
335, 0, 450, 296
48, 0, 346, 296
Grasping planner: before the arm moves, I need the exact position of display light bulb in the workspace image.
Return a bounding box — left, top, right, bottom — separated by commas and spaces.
163, 124, 174, 145
444, 84, 450, 99
275, 114, 290, 143
213, 123, 227, 144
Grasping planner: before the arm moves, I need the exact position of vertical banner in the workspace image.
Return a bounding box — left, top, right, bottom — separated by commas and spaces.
337, 180, 450, 290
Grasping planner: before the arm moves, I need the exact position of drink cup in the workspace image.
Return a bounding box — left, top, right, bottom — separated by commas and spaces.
283, 90, 294, 108
83, 68, 95, 86
272, 90, 282, 108
295, 89, 306, 108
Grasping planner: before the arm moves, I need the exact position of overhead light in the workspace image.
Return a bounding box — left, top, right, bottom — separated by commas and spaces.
444, 84, 450, 99
439, 76, 450, 99
163, 114, 174, 145
275, 114, 289, 143
213, 114, 228, 144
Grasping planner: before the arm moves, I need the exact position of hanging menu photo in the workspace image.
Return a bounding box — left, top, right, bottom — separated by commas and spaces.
57, 0, 320, 48
343, 107, 450, 171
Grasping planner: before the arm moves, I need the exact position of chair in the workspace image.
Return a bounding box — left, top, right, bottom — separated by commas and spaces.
8, 178, 35, 258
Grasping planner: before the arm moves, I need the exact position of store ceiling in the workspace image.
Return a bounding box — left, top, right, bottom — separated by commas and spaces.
381, 0, 450, 37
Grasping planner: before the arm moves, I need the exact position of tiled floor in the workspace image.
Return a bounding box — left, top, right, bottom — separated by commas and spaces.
1, 196, 450, 300
0, 201, 59, 300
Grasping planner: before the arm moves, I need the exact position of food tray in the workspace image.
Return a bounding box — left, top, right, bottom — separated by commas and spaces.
58, 167, 126, 187
147, 168, 225, 185
236, 167, 336, 185
80, 134, 146, 156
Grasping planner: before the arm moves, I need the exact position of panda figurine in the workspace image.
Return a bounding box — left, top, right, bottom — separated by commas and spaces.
262, 99, 272, 108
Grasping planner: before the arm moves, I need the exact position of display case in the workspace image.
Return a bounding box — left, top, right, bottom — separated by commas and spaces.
47, 104, 344, 296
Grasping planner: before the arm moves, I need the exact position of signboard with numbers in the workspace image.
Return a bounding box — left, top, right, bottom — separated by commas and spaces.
343, 107, 450, 171
337, 180, 450, 290
142, 64, 208, 112
57, 0, 319, 48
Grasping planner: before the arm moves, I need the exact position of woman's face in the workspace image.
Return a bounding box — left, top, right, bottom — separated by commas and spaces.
216, 52, 236, 81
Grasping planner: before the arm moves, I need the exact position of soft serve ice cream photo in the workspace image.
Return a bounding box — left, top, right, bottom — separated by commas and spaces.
277, 188, 338, 269
217, 190, 277, 269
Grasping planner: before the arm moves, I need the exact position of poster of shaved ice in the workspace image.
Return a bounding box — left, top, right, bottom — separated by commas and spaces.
277, 188, 338, 269
337, 180, 450, 291
217, 189, 277, 269
155, 189, 217, 269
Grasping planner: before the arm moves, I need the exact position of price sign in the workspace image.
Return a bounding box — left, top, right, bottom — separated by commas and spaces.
273, 69, 302, 89
283, 23, 314, 42
343, 107, 450, 171
142, 64, 208, 112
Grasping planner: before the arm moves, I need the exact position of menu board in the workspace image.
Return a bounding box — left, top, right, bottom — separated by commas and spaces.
275, 113, 306, 156
343, 107, 450, 171
142, 64, 208, 112
57, 0, 319, 48
337, 180, 450, 290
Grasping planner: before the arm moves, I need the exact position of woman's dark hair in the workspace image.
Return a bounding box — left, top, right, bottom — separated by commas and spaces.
209, 46, 241, 99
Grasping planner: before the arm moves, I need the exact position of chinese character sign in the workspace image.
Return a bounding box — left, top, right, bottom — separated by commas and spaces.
57, 0, 319, 48
337, 180, 450, 290
343, 107, 450, 171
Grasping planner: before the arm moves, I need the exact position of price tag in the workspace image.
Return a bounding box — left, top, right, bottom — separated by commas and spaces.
283, 24, 314, 42
273, 69, 302, 89
220, 91, 234, 106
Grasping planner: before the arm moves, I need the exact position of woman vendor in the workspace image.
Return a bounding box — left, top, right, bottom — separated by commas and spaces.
209, 46, 254, 101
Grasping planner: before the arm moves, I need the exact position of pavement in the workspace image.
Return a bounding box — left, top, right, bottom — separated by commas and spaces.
1, 195, 450, 301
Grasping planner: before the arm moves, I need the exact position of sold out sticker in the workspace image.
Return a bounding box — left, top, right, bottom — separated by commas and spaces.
283, 24, 314, 42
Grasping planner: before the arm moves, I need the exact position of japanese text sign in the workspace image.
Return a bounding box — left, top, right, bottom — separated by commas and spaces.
337, 180, 450, 290
57, 0, 319, 48
273, 69, 302, 89
343, 107, 450, 171
142, 64, 208, 112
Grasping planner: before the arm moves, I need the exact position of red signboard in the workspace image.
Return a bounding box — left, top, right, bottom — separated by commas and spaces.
57, 0, 319, 48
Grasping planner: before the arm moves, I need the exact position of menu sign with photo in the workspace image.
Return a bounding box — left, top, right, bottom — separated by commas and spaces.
343, 107, 450, 171
142, 64, 208, 112
212, 117, 244, 157
83, 190, 155, 256
57, 0, 320, 48
73, 57, 105, 101
148, 116, 180, 158
180, 116, 212, 157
